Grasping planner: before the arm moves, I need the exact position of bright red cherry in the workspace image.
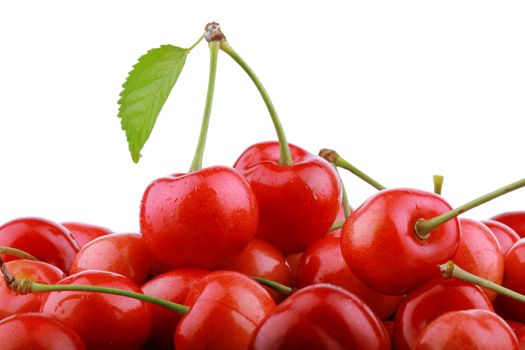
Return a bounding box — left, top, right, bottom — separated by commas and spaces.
482, 219, 520, 254
491, 211, 525, 237
326, 205, 348, 238
234, 141, 311, 172
242, 156, 341, 254
413, 309, 519, 349
249, 284, 391, 350
498, 238, 525, 322
141, 166, 258, 269
70, 233, 152, 285
0, 260, 64, 320
61, 222, 113, 248
0, 312, 85, 350
393, 278, 493, 350
297, 236, 402, 319
340, 188, 460, 295
40, 270, 152, 349
0, 217, 79, 272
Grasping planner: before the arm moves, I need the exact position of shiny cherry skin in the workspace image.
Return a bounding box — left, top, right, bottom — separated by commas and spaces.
325, 205, 348, 238
141, 166, 258, 269
452, 218, 503, 300
286, 252, 303, 281
41, 270, 152, 349
0, 260, 64, 320
515, 325, 525, 349
393, 278, 494, 350
141, 269, 208, 350
413, 309, 519, 349
491, 211, 525, 237
218, 239, 294, 302
70, 233, 152, 285
61, 222, 113, 248
249, 284, 390, 350
297, 236, 402, 319
0, 312, 85, 350
242, 156, 341, 254
482, 219, 520, 255
498, 238, 525, 322
233, 141, 311, 172
340, 188, 460, 295
0, 217, 79, 272
175, 271, 276, 349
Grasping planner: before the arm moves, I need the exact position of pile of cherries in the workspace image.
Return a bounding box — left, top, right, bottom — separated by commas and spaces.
2, 23, 525, 349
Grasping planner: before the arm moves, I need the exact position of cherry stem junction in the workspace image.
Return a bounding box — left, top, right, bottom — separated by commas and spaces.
329, 220, 344, 232
252, 276, 295, 296
433, 175, 444, 195
0, 246, 39, 261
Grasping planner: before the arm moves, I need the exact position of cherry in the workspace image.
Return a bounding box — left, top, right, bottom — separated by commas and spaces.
413, 309, 519, 349
326, 205, 347, 238
515, 325, 525, 349
0, 217, 79, 272
249, 284, 390, 350
491, 211, 525, 237
497, 238, 525, 322
296, 236, 402, 319
70, 232, 152, 285
393, 278, 493, 350
285, 252, 303, 281
233, 141, 311, 172
61, 222, 113, 248
40, 270, 152, 349
0, 312, 85, 350
0, 259, 64, 320
482, 219, 520, 255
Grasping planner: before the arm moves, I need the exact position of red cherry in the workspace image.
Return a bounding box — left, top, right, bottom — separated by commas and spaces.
61, 222, 113, 248
0, 260, 64, 320
491, 211, 525, 237
297, 236, 402, 319
0, 217, 79, 271
141, 269, 208, 350
249, 284, 390, 350
69, 233, 152, 285
326, 205, 348, 238
40, 270, 152, 349
286, 252, 303, 282
0, 312, 85, 350
393, 278, 493, 350
218, 239, 294, 302
175, 271, 276, 349
452, 218, 503, 300
482, 219, 520, 254
515, 325, 525, 349
498, 238, 525, 322
340, 188, 460, 295
141, 166, 258, 269
242, 156, 341, 254
413, 309, 519, 349
233, 141, 311, 172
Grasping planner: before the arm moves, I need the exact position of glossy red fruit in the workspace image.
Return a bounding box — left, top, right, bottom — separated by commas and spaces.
498, 238, 525, 322
297, 236, 402, 319
326, 205, 348, 238
413, 309, 519, 349
41, 270, 152, 349
233, 141, 311, 172
218, 239, 294, 302
249, 284, 390, 350
141, 166, 258, 269
515, 325, 525, 349
70, 233, 152, 285
0, 312, 85, 350
242, 156, 341, 254
491, 211, 525, 237
61, 222, 113, 248
482, 219, 520, 255
0, 217, 79, 271
340, 188, 460, 295
142, 269, 208, 350
452, 218, 503, 300
0, 260, 64, 320
393, 278, 494, 350
175, 271, 276, 349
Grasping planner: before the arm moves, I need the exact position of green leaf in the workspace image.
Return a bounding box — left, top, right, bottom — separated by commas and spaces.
118, 45, 188, 163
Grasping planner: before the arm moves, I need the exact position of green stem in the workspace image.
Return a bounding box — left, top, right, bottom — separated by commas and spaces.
0, 246, 39, 261
187, 34, 205, 52
415, 177, 525, 238
329, 220, 344, 232
440, 261, 525, 304
433, 175, 444, 195
189, 40, 220, 172
333, 167, 351, 218
220, 41, 293, 166
252, 276, 294, 296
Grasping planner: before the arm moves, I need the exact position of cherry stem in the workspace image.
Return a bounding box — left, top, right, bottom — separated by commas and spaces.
440, 260, 525, 304
220, 40, 293, 166
415, 177, 525, 238
319, 149, 386, 191
0, 246, 39, 261
187, 33, 206, 52
189, 27, 220, 172
252, 276, 294, 296
329, 220, 344, 232
334, 166, 351, 218
433, 175, 444, 195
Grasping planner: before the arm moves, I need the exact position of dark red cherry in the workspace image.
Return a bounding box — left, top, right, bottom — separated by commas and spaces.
498, 238, 525, 323
482, 219, 520, 255
491, 211, 525, 238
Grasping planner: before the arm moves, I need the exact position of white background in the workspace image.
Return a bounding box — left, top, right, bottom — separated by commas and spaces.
1, 1, 524, 233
